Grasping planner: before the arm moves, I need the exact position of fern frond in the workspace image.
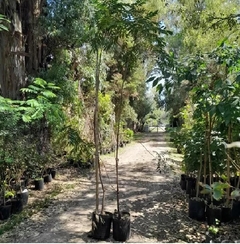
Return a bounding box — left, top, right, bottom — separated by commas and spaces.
41, 90, 57, 98
47, 83, 60, 90
22, 114, 32, 123
21, 88, 38, 94
34, 78, 47, 88
26, 99, 40, 107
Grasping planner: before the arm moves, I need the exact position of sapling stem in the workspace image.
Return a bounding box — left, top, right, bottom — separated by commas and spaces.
196, 149, 203, 198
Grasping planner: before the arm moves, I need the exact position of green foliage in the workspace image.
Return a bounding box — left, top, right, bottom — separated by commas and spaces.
43, 0, 88, 48
54, 123, 94, 163
123, 128, 134, 141
200, 182, 230, 201
208, 225, 219, 235
0, 14, 10, 31
168, 42, 240, 173
20, 78, 61, 122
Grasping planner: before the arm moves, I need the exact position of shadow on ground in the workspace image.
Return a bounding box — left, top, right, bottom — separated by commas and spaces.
3, 132, 240, 243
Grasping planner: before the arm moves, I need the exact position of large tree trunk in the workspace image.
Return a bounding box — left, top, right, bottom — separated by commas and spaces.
0, 0, 46, 99
0, 1, 25, 99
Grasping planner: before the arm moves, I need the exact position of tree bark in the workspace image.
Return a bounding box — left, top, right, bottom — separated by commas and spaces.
0, 0, 46, 99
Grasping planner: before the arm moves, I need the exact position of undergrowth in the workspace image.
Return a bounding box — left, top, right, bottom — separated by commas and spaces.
0, 184, 65, 236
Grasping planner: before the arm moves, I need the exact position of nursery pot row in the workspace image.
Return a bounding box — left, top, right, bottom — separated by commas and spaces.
91, 211, 130, 241
0, 190, 29, 220
188, 197, 240, 225
34, 169, 57, 191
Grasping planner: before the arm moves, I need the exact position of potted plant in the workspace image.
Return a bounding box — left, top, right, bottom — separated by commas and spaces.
200, 181, 229, 225
112, 72, 131, 243
11, 155, 29, 207
0, 159, 13, 220
32, 163, 45, 191
113, 104, 131, 242
88, 3, 113, 237
188, 149, 206, 221
0, 180, 12, 220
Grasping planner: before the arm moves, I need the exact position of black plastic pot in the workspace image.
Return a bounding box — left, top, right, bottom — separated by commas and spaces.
213, 198, 225, 207
221, 206, 232, 223
44, 174, 52, 183
206, 206, 222, 226
113, 211, 131, 242
230, 177, 236, 187
231, 200, 240, 220
11, 199, 23, 214
34, 178, 44, 190
188, 198, 206, 221
213, 176, 220, 182
180, 174, 187, 190
50, 169, 57, 179
0, 204, 12, 220
17, 189, 29, 206
91, 211, 113, 240
186, 177, 196, 195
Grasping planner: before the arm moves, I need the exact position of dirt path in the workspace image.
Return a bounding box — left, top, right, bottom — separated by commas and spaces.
1, 131, 193, 243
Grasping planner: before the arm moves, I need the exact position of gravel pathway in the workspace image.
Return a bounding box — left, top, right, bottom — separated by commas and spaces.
1, 131, 200, 243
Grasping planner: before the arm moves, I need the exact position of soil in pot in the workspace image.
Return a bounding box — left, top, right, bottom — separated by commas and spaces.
44, 174, 52, 183
221, 206, 232, 223
0, 204, 12, 220
113, 211, 131, 242
206, 205, 222, 226
188, 197, 206, 221
90, 211, 113, 240
34, 178, 44, 191
17, 189, 29, 206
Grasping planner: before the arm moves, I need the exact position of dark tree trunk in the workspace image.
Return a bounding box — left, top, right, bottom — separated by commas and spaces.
0, 0, 46, 99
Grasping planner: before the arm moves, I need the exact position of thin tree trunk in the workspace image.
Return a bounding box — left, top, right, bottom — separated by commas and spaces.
196, 149, 203, 198
226, 125, 231, 205
115, 79, 125, 215
206, 113, 213, 205
93, 49, 102, 213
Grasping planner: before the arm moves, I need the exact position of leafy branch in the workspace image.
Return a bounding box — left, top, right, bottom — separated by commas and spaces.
0, 14, 10, 32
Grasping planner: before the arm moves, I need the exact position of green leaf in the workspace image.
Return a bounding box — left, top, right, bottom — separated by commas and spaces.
220, 174, 228, 181
26, 99, 40, 107
34, 78, 47, 88
236, 75, 240, 83
211, 181, 229, 190
156, 84, 163, 93
22, 115, 32, 123
152, 77, 160, 87
21, 87, 38, 94
146, 76, 157, 83
47, 83, 60, 90
213, 189, 223, 201
199, 182, 212, 191
200, 189, 211, 194
0, 24, 8, 31
41, 90, 57, 98
231, 189, 240, 198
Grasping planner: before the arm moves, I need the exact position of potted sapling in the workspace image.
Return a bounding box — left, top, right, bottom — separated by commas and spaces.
188, 148, 206, 221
